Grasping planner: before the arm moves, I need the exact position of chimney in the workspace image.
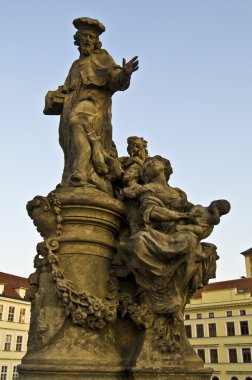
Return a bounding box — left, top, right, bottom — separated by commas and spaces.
241, 248, 252, 278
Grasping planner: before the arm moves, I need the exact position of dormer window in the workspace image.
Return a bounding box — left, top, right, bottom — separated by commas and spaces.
0, 283, 5, 295
15, 287, 26, 299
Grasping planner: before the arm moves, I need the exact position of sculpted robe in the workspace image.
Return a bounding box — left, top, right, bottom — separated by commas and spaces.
44, 49, 131, 191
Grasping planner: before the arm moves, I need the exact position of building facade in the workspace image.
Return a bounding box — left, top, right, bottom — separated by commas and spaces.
185, 277, 252, 380
0, 272, 30, 380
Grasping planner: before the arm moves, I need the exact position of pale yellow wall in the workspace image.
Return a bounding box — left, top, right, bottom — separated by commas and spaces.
185, 287, 252, 380
0, 296, 30, 380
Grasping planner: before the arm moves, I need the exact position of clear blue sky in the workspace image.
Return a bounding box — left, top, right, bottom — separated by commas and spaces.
1, 0, 252, 281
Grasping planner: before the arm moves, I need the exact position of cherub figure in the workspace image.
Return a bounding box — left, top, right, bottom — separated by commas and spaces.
120, 161, 143, 235
118, 136, 149, 234
175, 200, 231, 240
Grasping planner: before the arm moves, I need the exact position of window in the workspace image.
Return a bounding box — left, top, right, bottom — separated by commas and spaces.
226, 321, 235, 336
19, 308, 26, 323
197, 349, 205, 363
196, 324, 204, 338
242, 348, 251, 363
185, 325, 192, 338
0, 305, 3, 320
1, 366, 8, 380
16, 335, 23, 351
196, 313, 202, 319
4, 335, 12, 351
212, 376, 219, 380
209, 312, 214, 318
210, 349, 218, 363
208, 323, 217, 337
229, 348, 238, 363
240, 309, 246, 316
231, 377, 238, 380
245, 377, 252, 380
226, 310, 232, 317
240, 321, 249, 335
12, 366, 18, 380
185, 314, 190, 320
8, 306, 15, 322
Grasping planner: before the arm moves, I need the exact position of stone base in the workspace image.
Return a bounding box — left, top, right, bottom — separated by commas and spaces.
133, 366, 213, 380
18, 364, 134, 380
18, 364, 213, 380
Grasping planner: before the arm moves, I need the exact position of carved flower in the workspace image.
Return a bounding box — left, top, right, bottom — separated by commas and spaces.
87, 296, 94, 305
74, 308, 83, 321
94, 310, 102, 318
105, 309, 115, 321
93, 302, 100, 311
88, 305, 94, 314
72, 307, 87, 325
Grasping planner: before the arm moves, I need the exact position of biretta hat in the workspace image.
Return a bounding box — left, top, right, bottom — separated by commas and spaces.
73, 17, 105, 36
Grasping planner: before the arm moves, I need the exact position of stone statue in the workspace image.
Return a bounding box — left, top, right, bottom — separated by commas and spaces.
44, 17, 138, 193
115, 144, 230, 373
19, 19, 230, 380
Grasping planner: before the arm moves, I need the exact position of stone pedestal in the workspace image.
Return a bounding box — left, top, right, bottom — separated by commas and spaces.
133, 368, 213, 380
19, 187, 214, 380
131, 326, 213, 380
19, 187, 129, 379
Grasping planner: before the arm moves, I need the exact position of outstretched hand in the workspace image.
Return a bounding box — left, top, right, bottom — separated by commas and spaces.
122, 56, 139, 75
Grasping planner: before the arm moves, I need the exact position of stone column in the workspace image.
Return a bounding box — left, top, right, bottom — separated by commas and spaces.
18, 187, 133, 379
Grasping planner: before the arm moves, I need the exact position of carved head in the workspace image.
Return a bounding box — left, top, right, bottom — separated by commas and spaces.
73, 17, 105, 56
142, 156, 173, 184
127, 136, 148, 162
123, 162, 141, 185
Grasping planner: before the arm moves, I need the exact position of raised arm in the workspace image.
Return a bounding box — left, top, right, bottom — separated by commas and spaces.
109, 56, 139, 92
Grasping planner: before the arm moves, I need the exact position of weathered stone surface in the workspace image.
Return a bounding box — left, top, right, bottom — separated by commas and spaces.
43, 17, 138, 193
20, 16, 230, 380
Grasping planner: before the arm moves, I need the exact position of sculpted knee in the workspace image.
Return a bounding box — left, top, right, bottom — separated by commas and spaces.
68, 113, 83, 129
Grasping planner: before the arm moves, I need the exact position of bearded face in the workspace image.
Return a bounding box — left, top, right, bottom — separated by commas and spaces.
79, 30, 97, 56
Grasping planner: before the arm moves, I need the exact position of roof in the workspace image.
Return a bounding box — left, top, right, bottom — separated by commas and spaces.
193, 277, 252, 299
240, 247, 252, 256
0, 272, 29, 300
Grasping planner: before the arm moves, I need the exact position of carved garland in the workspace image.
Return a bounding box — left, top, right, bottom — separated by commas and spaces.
48, 192, 63, 236
29, 191, 119, 330
44, 238, 119, 330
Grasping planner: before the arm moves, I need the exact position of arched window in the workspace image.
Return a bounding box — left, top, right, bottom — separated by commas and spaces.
245, 377, 252, 380
212, 377, 219, 380
231, 377, 238, 380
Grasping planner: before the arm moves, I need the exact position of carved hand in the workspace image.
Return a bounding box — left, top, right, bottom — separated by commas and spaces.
122, 56, 139, 75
